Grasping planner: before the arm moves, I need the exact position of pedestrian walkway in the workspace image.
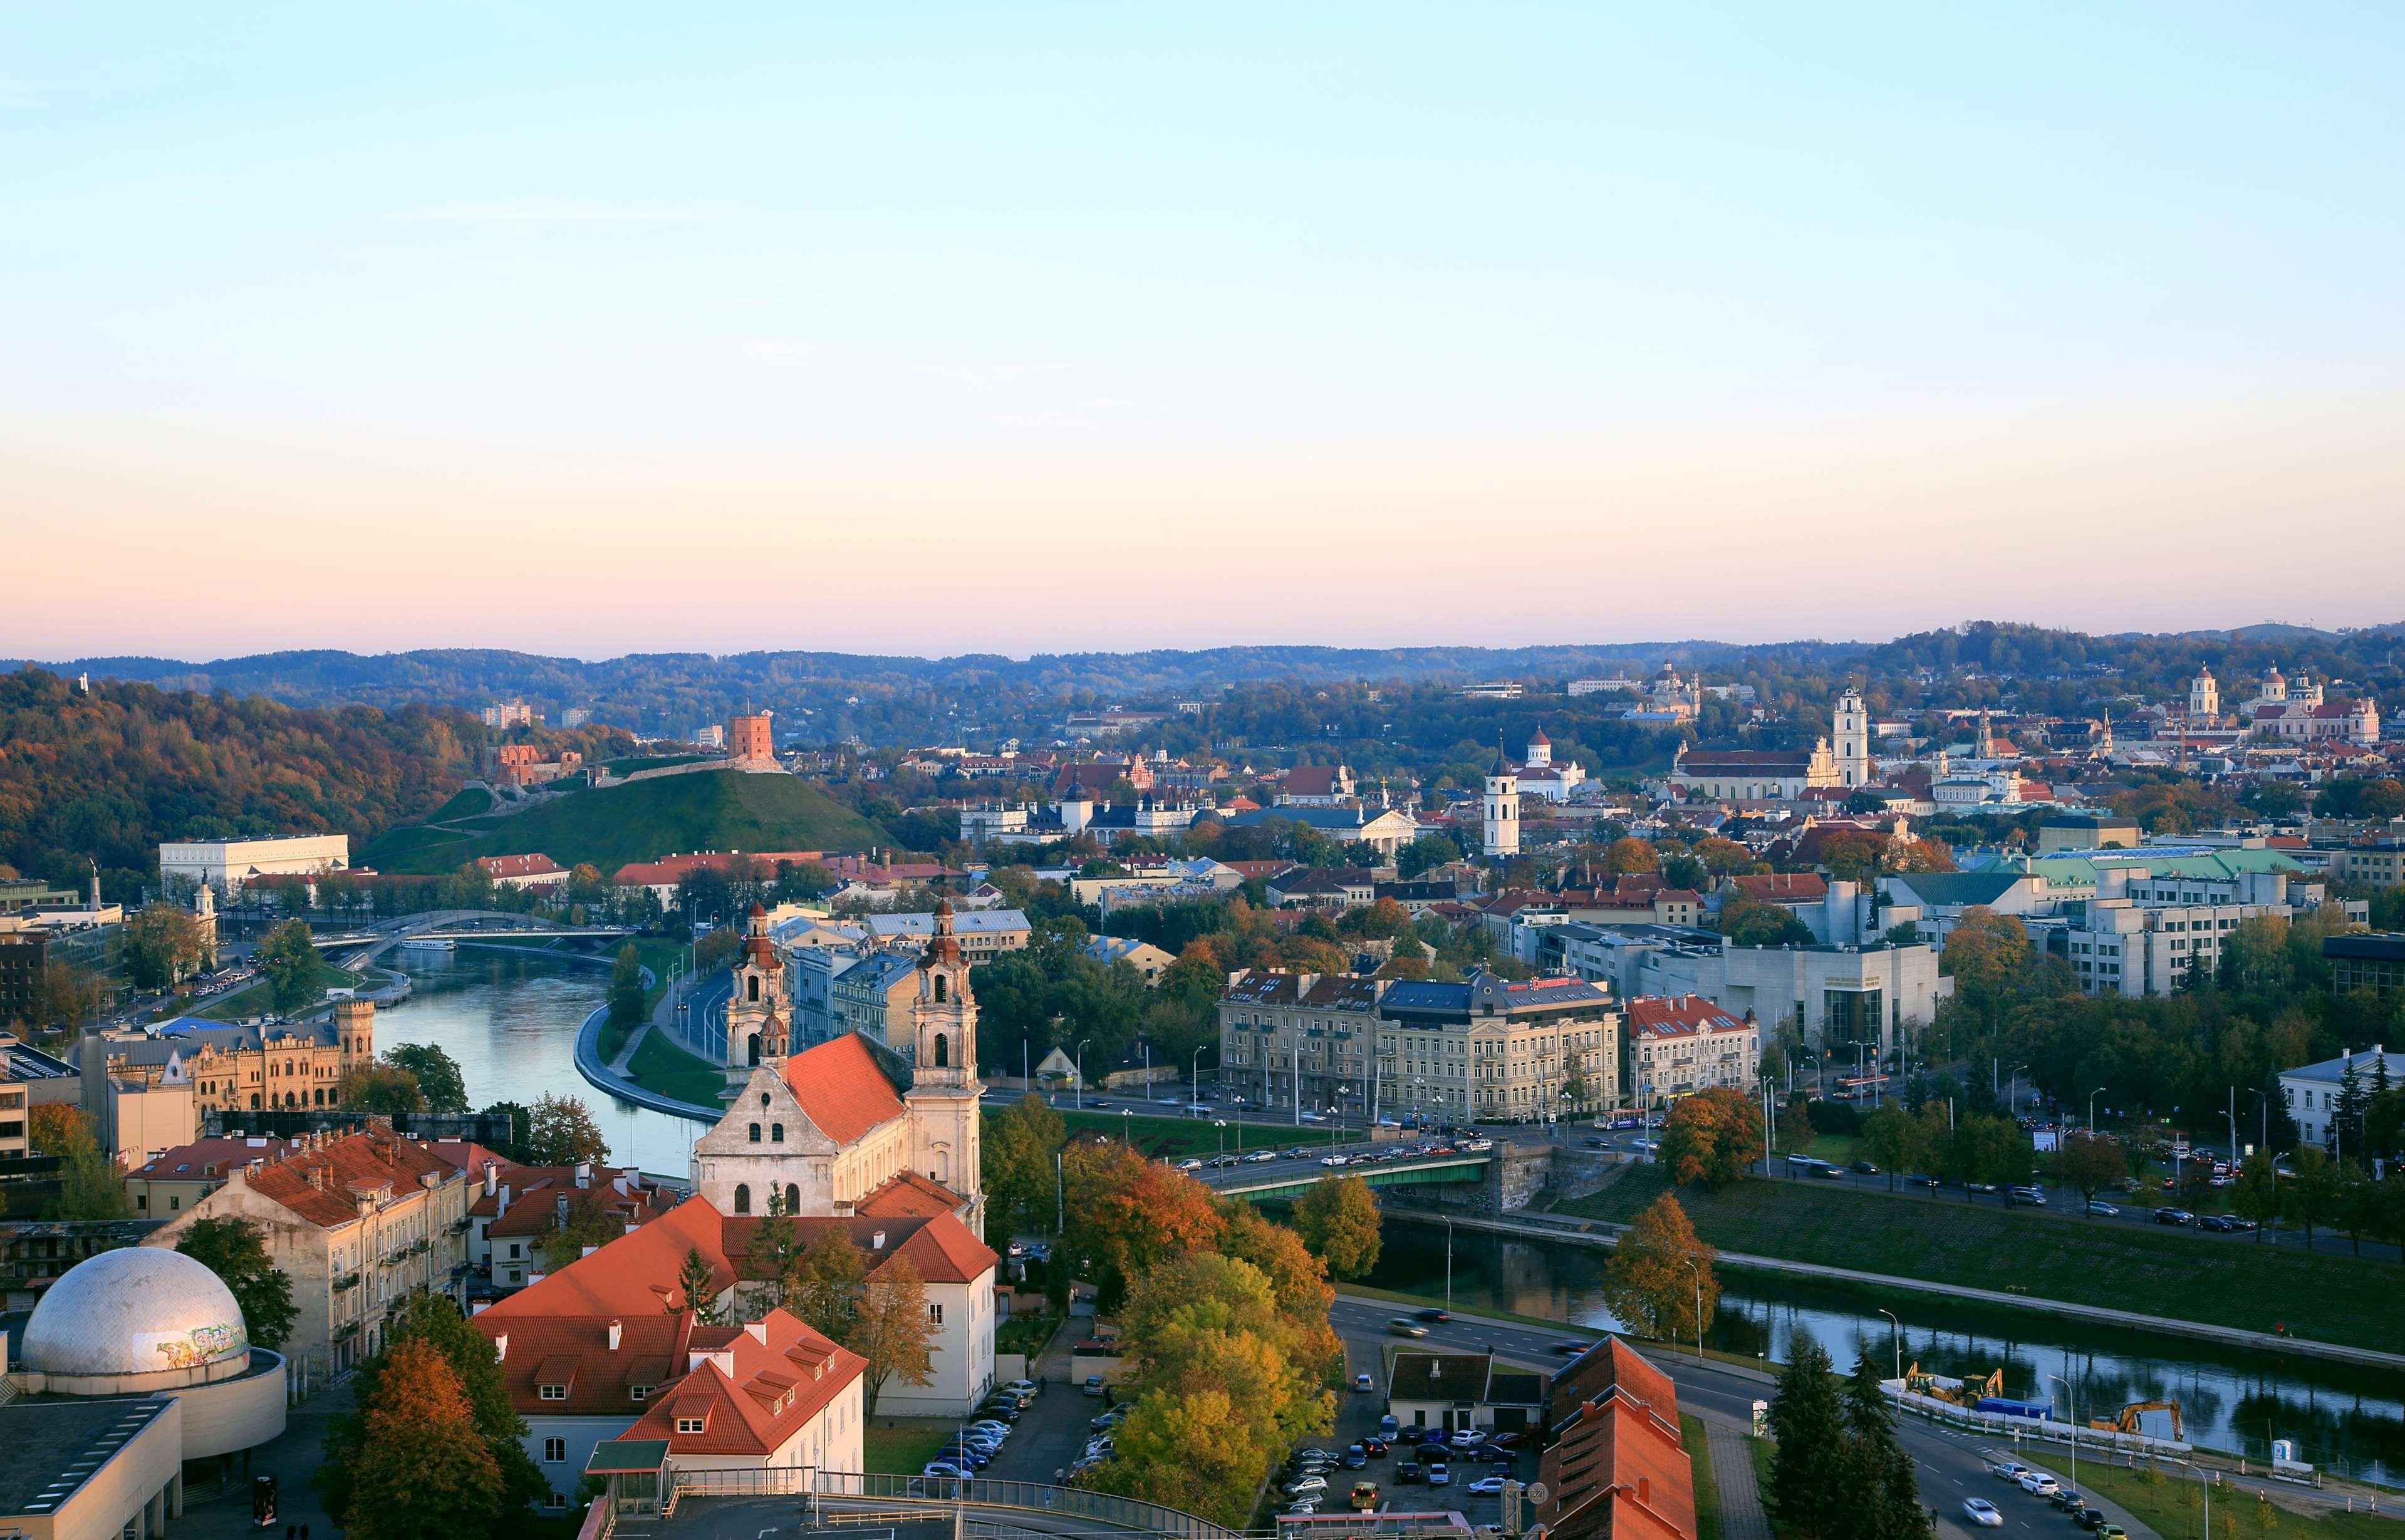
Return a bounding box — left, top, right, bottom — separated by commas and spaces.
1698, 1415, 1772, 1540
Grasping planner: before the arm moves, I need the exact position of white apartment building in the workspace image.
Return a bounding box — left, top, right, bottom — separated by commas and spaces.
1623, 995, 1760, 1104
2280, 1046, 2404, 1150
158, 834, 351, 896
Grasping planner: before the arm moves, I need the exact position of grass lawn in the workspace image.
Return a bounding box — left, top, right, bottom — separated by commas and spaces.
1804, 1132, 1858, 1164
2075, 1461, 2399, 1539
996, 1313, 1061, 1360
866, 1420, 955, 1476
1562, 1166, 2405, 1357
1681, 1414, 1722, 1540
1046, 1106, 1286, 1161
630, 938, 688, 1010
195, 959, 357, 1021
425, 786, 494, 822
626, 1026, 728, 1108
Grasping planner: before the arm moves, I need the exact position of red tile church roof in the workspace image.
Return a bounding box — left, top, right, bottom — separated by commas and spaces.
781, 1033, 907, 1145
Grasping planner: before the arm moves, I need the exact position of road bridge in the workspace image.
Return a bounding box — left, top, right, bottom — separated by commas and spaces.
1194, 1148, 1493, 1202
331, 910, 631, 970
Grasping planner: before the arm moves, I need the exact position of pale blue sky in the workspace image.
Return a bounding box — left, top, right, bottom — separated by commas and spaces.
4, 5, 2401, 656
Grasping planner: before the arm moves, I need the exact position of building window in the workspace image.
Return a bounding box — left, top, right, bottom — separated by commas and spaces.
630, 1385, 648, 1402
928, 1301, 945, 1325
546, 1492, 569, 1510
544, 1437, 566, 1462
749, 1122, 762, 1143
734, 1184, 751, 1215
540, 1384, 567, 1402
771, 1122, 784, 1143
677, 1416, 707, 1434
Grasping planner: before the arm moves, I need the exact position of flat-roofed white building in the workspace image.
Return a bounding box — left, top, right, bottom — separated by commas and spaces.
158, 835, 351, 896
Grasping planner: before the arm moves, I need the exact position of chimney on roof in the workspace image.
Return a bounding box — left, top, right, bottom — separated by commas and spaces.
608, 1320, 622, 1351
1430, 1357, 1441, 1381
484, 1162, 498, 1196
495, 1333, 509, 1362
871, 1230, 886, 1251
498, 1182, 512, 1214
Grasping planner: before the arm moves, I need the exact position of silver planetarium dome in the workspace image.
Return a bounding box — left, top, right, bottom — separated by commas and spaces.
21, 1246, 250, 1382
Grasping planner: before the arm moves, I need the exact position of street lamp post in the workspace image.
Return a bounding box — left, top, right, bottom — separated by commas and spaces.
1120, 1107, 1133, 1145
2047, 1373, 2078, 1499
1214, 1119, 1228, 1161
1076, 1039, 1092, 1112
1193, 1045, 1207, 1104
1442, 1214, 1455, 1310
1685, 1259, 1705, 1365
1876, 1308, 1901, 1382
2088, 1086, 2107, 1135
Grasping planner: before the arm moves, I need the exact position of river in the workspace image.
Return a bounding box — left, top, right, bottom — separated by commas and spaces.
1367, 1217, 2405, 1484
364, 948, 2402, 1483
372, 946, 710, 1181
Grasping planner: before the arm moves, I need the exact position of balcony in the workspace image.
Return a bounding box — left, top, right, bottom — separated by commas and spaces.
333, 1271, 360, 1292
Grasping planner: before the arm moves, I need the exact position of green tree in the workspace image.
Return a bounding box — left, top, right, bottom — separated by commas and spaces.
848, 1254, 935, 1419
742, 1183, 804, 1310
1292, 1173, 1383, 1279
124, 901, 208, 990
254, 917, 325, 1015
791, 1224, 867, 1340
1859, 1103, 1923, 1193
981, 1092, 1067, 1242
387, 1043, 468, 1112
2287, 1144, 2340, 1244
2057, 1132, 2126, 1210
175, 1216, 298, 1350
607, 943, 647, 1031
1843, 1351, 1936, 1537
1601, 1192, 1718, 1344
340, 1061, 427, 1115
1765, 1336, 1850, 1539
2335, 1159, 2377, 1256
673, 1245, 724, 1325
338, 1338, 504, 1540
525, 1093, 610, 1165
1773, 1092, 1815, 1160
1716, 894, 1813, 948
539, 1187, 631, 1274
41, 1107, 130, 1219
2230, 1149, 2282, 1241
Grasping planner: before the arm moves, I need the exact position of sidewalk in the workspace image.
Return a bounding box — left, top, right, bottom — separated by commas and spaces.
1698, 1415, 1771, 1540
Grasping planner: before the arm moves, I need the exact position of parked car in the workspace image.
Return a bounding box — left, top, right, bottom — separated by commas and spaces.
1363, 1437, 1388, 1457
1396, 1462, 1423, 1484
2050, 1488, 2086, 1511
1343, 1445, 1369, 1469
1285, 1476, 1328, 1496
1379, 1415, 1401, 1439
1083, 1375, 1108, 1396
1992, 1461, 2030, 1482
2020, 1471, 2059, 1496
1350, 1482, 1380, 1512
1425, 1464, 1452, 1487
924, 1461, 969, 1479
1961, 1497, 2003, 1527
1468, 1477, 1507, 1495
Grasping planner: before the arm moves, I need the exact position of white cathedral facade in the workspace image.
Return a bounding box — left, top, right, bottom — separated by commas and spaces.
693, 904, 985, 1235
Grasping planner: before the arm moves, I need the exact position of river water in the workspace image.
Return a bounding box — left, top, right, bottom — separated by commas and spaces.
364, 949, 2401, 1482
373, 947, 710, 1181
1368, 1218, 2405, 1483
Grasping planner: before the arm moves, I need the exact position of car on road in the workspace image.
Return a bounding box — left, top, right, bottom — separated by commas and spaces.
1083, 1375, 1108, 1396
1321, 1154, 1352, 1166
1363, 1437, 1388, 1457
1350, 1482, 1380, 1512
1416, 1308, 1452, 1322
1388, 1319, 1432, 1338
2019, 1471, 2059, 1496
2199, 1214, 2255, 1233
1355, 1372, 1376, 1392
1812, 1162, 1845, 1179
1584, 1137, 1610, 1149
1175, 1158, 1204, 1172
1468, 1477, 1507, 1494
2154, 1207, 2195, 1226
2086, 1199, 2120, 1216
1961, 1497, 2003, 1527
2008, 1185, 2046, 1206
1991, 1461, 2030, 1483
1552, 1340, 1595, 1356
1245, 1149, 1279, 1162
1899, 1172, 1941, 1189
1849, 1159, 1881, 1174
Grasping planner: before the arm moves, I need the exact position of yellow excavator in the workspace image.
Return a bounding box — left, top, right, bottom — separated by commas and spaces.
1903, 1364, 2003, 1406
2090, 1400, 2184, 1441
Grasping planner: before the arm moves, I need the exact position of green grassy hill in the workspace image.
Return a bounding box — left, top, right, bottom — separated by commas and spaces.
363, 769, 891, 874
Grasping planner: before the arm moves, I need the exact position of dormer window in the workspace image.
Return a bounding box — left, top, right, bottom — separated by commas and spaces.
539, 1383, 568, 1402
675, 1415, 706, 1434
630, 1385, 649, 1402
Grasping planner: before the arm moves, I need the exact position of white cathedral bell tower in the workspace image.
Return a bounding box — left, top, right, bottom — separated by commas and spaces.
1482, 742, 1520, 860
1833, 688, 1869, 787
906, 903, 984, 1224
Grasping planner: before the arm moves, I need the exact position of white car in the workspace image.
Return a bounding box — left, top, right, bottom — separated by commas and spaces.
1961, 1497, 2003, 1527
2019, 1472, 2059, 1496
1992, 1462, 2029, 1483
1175, 1158, 1203, 1172
1245, 1149, 1279, 1163
1321, 1154, 1351, 1166
1467, 1477, 1507, 1494
1285, 1477, 1327, 1496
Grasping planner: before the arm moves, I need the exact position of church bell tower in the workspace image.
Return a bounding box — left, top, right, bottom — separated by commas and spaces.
726, 903, 789, 1082
906, 903, 983, 1219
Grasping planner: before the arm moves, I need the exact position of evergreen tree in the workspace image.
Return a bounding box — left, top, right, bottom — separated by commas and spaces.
2335, 1052, 2369, 1162
1844, 1351, 1935, 1538
1765, 1338, 1850, 1538
608, 943, 647, 1031
743, 1183, 803, 1310
675, 1246, 724, 1325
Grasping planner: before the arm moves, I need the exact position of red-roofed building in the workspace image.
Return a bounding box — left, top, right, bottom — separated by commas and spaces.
143, 1124, 475, 1379
611, 852, 829, 903
1624, 995, 1758, 1103
1539, 1340, 1697, 1540
476, 852, 569, 891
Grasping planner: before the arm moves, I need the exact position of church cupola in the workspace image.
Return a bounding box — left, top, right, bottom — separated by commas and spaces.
912, 902, 976, 1088
728, 902, 789, 1075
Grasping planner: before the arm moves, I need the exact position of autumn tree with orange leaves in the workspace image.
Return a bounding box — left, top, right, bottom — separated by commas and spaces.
1658, 1085, 1765, 1190
340, 1338, 504, 1540
1062, 1139, 1227, 1308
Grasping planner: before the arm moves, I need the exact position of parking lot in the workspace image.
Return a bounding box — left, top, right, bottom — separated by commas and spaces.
1274, 1341, 1533, 1530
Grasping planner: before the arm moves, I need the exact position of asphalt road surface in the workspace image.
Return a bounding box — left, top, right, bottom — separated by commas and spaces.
1327, 1296, 2160, 1540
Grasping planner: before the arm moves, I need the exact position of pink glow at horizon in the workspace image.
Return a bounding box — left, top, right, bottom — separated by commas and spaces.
7, 381, 2399, 661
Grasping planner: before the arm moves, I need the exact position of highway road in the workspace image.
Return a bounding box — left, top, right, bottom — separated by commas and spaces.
1327, 1295, 2161, 1540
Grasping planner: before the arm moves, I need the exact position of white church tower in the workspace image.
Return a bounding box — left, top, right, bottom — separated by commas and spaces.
1832, 688, 1869, 787
2188, 666, 2219, 721
906, 903, 984, 1226
1482, 742, 1520, 860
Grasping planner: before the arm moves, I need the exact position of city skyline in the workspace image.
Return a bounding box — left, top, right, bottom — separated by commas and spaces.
6, 4, 2402, 656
